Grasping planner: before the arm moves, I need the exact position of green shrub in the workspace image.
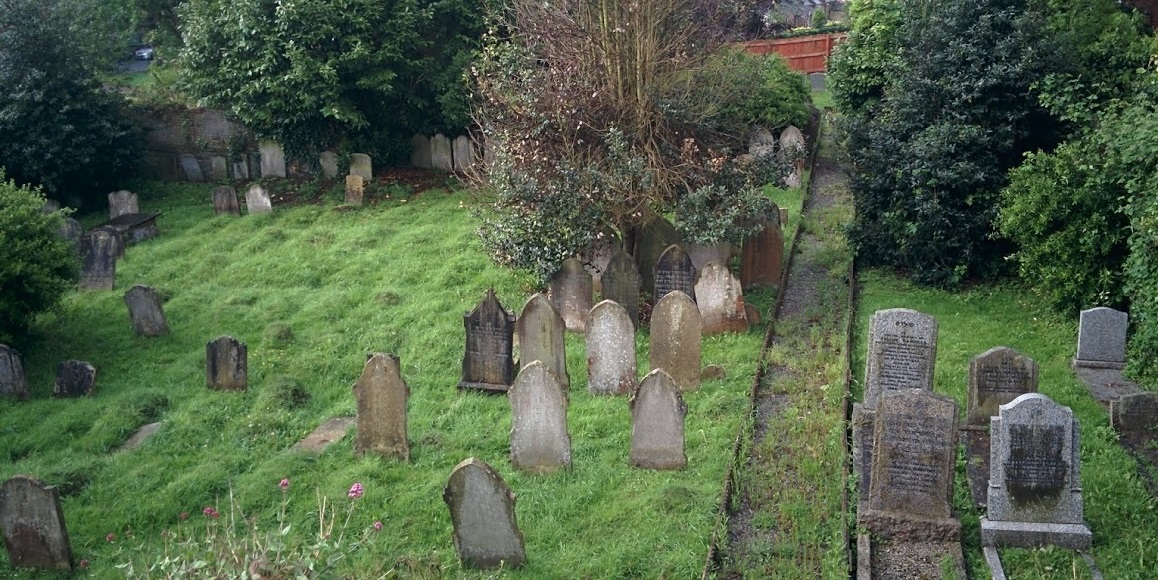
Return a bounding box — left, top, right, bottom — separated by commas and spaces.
670, 48, 811, 133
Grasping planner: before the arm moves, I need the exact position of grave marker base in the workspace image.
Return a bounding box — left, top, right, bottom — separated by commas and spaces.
980, 518, 1092, 549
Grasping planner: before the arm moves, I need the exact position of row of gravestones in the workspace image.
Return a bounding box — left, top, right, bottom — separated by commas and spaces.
747, 124, 807, 188
45, 191, 161, 292
410, 134, 482, 173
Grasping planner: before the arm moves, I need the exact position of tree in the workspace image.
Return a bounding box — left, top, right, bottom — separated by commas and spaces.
827, 0, 906, 115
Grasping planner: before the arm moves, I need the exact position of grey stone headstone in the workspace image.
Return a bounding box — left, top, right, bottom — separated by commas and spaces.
586, 300, 637, 396
1075, 306, 1127, 366
319, 151, 339, 178
353, 353, 410, 461
53, 361, 96, 398
865, 391, 958, 522
516, 293, 569, 390
695, 262, 748, 334
649, 291, 702, 392
630, 369, 688, 470
108, 190, 139, 219
431, 133, 453, 171
966, 347, 1038, 428
1111, 392, 1158, 432
259, 140, 286, 178
601, 250, 642, 327
748, 128, 776, 158
232, 158, 250, 181
780, 126, 806, 188
443, 458, 526, 569
509, 361, 571, 473
862, 308, 938, 409
636, 217, 682, 293
411, 134, 432, 169
245, 185, 273, 214
654, 244, 697, 303
452, 135, 476, 173
1, 475, 72, 570
212, 186, 240, 216
56, 218, 83, 252
809, 72, 826, 91
460, 289, 516, 392
123, 285, 170, 337
0, 345, 29, 400
344, 175, 365, 206
209, 156, 228, 181
80, 230, 117, 290
686, 243, 733, 273
90, 225, 124, 258
349, 153, 372, 181
206, 336, 247, 391
547, 258, 593, 333
740, 206, 783, 290
178, 154, 205, 182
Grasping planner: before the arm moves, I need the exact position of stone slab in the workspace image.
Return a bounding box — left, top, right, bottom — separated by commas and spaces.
980, 519, 1092, 549
291, 417, 354, 453
118, 422, 163, 452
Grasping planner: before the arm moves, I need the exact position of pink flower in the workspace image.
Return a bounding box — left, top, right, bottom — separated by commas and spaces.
105, 533, 115, 542
347, 482, 363, 500
373, 521, 383, 531
203, 506, 219, 519
79, 559, 90, 569
279, 478, 290, 491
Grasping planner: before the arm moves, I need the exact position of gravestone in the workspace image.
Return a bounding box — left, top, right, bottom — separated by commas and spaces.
579, 240, 615, 294
345, 175, 364, 206
56, 218, 83, 252
780, 126, 806, 188
809, 72, 826, 91
232, 157, 250, 180
108, 190, 139, 219
212, 186, 241, 216
443, 458, 526, 569
259, 140, 286, 178
686, 243, 732, 273
654, 244, 697, 303
319, 151, 338, 178
1111, 392, 1158, 432
459, 289, 516, 392
635, 215, 681, 292
91, 225, 124, 258
982, 393, 1091, 548
245, 185, 273, 214
431, 134, 453, 171
509, 361, 571, 473
79, 229, 117, 290
515, 293, 569, 389
966, 347, 1038, 428
206, 336, 247, 391
53, 361, 96, 398
0, 345, 29, 400
1, 475, 72, 570
209, 156, 228, 181
649, 291, 702, 392
694, 262, 748, 334
749, 128, 776, 158
1074, 306, 1127, 368
178, 154, 205, 182
850, 403, 875, 498
862, 308, 938, 409
586, 300, 637, 396
547, 258, 593, 333
453, 135, 476, 172
411, 134, 432, 169
353, 353, 410, 461
630, 369, 688, 470
349, 153, 373, 181
124, 285, 170, 337
601, 250, 642, 327
740, 206, 783, 290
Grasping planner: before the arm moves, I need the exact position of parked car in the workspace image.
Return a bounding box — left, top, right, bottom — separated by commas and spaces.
134, 46, 155, 60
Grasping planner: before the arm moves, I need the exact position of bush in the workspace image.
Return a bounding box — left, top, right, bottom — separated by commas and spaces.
670, 49, 812, 134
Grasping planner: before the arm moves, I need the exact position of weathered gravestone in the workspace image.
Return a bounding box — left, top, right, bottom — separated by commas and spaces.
345, 175, 364, 206
579, 240, 615, 294
411, 134, 432, 169
1111, 392, 1158, 432
1074, 306, 1128, 368
982, 393, 1091, 548
695, 262, 747, 334
516, 293, 569, 390
0, 345, 29, 400
212, 186, 240, 216
586, 300, 637, 396
635, 215, 681, 293
443, 458, 526, 569
319, 151, 339, 179
966, 347, 1038, 428
649, 291, 702, 392
740, 206, 783, 290
108, 190, 139, 219
232, 157, 250, 181
863, 308, 938, 409
353, 353, 410, 461
809, 72, 826, 91
630, 369, 688, 470
209, 156, 228, 181
56, 218, 83, 252
749, 128, 776, 158
601, 250, 642, 328
509, 361, 571, 473
53, 361, 96, 398
259, 140, 286, 178
206, 336, 247, 391
349, 153, 373, 181
453, 135, 476, 173
686, 243, 732, 274
178, 154, 205, 182
654, 244, 697, 303
124, 285, 170, 337
460, 289, 516, 392
1, 475, 72, 570
79, 230, 117, 290
548, 258, 593, 333
431, 134, 453, 171
779, 125, 806, 189
245, 185, 273, 214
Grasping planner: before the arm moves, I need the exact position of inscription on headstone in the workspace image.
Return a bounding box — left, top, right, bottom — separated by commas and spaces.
443, 458, 526, 569
601, 250, 642, 327
635, 215, 681, 292
509, 361, 571, 473
649, 291, 702, 392
0, 345, 29, 400
654, 244, 696, 303
694, 262, 747, 334
1, 475, 72, 570
866, 391, 958, 521
1074, 306, 1128, 367
516, 293, 569, 389
459, 289, 516, 392
212, 186, 241, 216
862, 308, 937, 409
206, 336, 247, 391
548, 258, 593, 333
245, 185, 273, 214
353, 353, 409, 461
53, 361, 96, 398
108, 190, 139, 219
740, 206, 783, 290
966, 347, 1038, 427
630, 369, 688, 470
124, 285, 170, 337
80, 230, 117, 290
586, 300, 637, 396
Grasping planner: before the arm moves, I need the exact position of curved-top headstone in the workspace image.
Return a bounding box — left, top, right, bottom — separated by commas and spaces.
206, 336, 247, 391
108, 190, 139, 219
779, 125, 806, 156
740, 205, 782, 290
53, 361, 96, 398
0, 345, 29, 400
547, 258, 593, 333
431, 134, 453, 171
443, 458, 526, 569
1, 475, 72, 570
353, 353, 410, 461
862, 308, 938, 409
635, 215, 681, 292
654, 244, 696, 303
516, 293, 569, 389
649, 291, 702, 392
966, 346, 1037, 427
319, 151, 339, 178
749, 127, 776, 158
1075, 306, 1127, 367
245, 185, 273, 215
124, 285, 170, 337
452, 136, 476, 173
586, 300, 637, 396
212, 186, 240, 216
630, 369, 688, 470
460, 289, 516, 392
694, 262, 747, 334
601, 250, 641, 328
509, 361, 571, 473
349, 153, 372, 181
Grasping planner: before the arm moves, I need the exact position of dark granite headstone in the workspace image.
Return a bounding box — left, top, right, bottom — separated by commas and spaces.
635, 215, 681, 292
649, 291, 702, 392
80, 229, 117, 290
206, 336, 247, 391
630, 369, 687, 470
443, 458, 526, 569
53, 361, 96, 398
740, 206, 783, 290
966, 347, 1038, 428
0, 345, 29, 400
1, 475, 72, 570
653, 244, 696, 303
460, 289, 516, 392
586, 300, 637, 396
1074, 306, 1127, 368
509, 361, 571, 473
547, 258, 593, 332
601, 250, 642, 327
516, 293, 569, 389
212, 186, 241, 216
1111, 392, 1158, 432
353, 353, 410, 461
124, 285, 170, 337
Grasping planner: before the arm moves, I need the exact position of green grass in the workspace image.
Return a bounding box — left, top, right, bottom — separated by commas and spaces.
811, 89, 834, 111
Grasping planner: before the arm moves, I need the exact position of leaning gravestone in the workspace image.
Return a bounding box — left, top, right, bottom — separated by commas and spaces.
1074, 306, 1128, 368
694, 262, 747, 334
411, 134, 432, 169
108, 190, 139, 219
460, 289, 516, 392
124, 285, 170, 337
654, 244, 697, 303
981, 393, 1091, 548
349, 153, 373, 181
630, 369, 688, 470
862, 308, 938, 409
452, 135, 476, 173
1, 475, 72, 570
586, 300, 637, 396
79, 229, 117, 290
635, 215, 682, 292
443, 458, 526, 569
206, 336, 247, 391
431, 134, 453, 171
212, 186, 241, 216
178, 154, 205, 182
649, 291, 702, 392
209, 156, 228, 181
53, 361, 96, 398
749, 127, 776, 158
0, 345, 29, 400
260, 140, 287, 178
601, 250, 642, 327
1111, 392, 1158, 433
740, 205, 783, 290
966, 347, 1038, 428
245, 185, 273, 214
547, 258, 593, 333
56, 219, 83, 253
353, 353, 410, 461
516, 293, 569, 389
319, 151, 339, 179
509, 361, 571, 473
345, 175, 365, 206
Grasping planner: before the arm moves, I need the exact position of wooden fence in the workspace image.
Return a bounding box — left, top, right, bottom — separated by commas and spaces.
739, 33, 847, 74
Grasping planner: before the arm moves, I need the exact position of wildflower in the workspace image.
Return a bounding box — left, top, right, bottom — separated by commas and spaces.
347, 482, 363, 500
105, 533, 116, 543
279, 478, 290, 491
373, 521, 383, 531
179, 512, 189, 520
79, 559, 90, 569
203, 506, 220, 519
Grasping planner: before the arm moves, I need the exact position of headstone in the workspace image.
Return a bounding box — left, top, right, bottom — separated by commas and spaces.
1111, 392, 1158, 432
0, 345, 29, 400
649, 291, 702, 392
1074, 306, 1128, 368
453, 135, 476, 173
411, 134, 432, 169
79, 229, 117, 290
212, 186, 241, 216
579, 240, 615, 294
56, 218, 83, 251
206, 336, 247, 391
118, 421, 163, 451
809, 72, 826, 91
635, 215, 681, 292
601, 250, 642, 327
53, 361, 96, 398
748, 128, 776, 158
209, 156, 228, 181
966, 347, 1038, 428
177, 154, 205, 182
629, 369, 688, 470
0, 475, 72, 570
654, 244, 697, 303
344, 175, 364, 206
245, 185, 273, 214
508, 361, 571, 473
353, 353, 410, 461
586, 300, 637, 396
91, 225, 124, 258
431, 134, 453, 171
319, 151, 339, 178
459, 289, 516, 392
780, 126, 806, 188
694, 262, 748, 334
515, 293, 569, 390
482, 138, 496, 167
862, 308, 938, 409
851, 403, 875, 499
686, 243, 732, 273
547, 258, 593, 333
232, 157, 250, 180
443, 458, 526, 569
349, 153, 372, 181
981, 393, 1091, 549
260, 140, 287, 178
123, 285, 170, 337
108, 190, 139, 219
740, 206, 783, 290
